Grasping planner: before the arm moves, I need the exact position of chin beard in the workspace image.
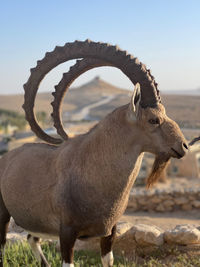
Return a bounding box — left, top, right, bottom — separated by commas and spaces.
146, 153, 170, 189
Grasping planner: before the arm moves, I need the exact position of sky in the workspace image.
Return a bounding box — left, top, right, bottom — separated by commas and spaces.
1, 0, 200, 94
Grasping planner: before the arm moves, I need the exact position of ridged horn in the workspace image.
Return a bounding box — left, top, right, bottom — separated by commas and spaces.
189, 136, 200, 146
51, 58, 112, 140
23, 40, 160, 144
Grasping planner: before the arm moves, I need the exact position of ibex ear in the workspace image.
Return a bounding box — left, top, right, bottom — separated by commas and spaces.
130, 83, 141, 118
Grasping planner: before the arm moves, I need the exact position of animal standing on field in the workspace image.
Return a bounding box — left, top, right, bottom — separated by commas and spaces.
0, 40, 188, 267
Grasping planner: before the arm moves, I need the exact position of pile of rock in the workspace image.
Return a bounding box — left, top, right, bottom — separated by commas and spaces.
75, 222, 200, 259
8, 220, 200, 259
127, 187, 200, 212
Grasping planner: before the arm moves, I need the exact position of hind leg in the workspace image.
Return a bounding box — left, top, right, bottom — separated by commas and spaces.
0, 194, 11, 267
27, 234, 50, 267
100, 225, 116, 267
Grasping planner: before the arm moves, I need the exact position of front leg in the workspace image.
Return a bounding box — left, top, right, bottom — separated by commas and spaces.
59, 225, 77, 267
100, 225, 116, 267
27, 235, 50, 267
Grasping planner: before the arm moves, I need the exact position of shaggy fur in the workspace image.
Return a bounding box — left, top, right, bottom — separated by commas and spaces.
146, 154, 170, 188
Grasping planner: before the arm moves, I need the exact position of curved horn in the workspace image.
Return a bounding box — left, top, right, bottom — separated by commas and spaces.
189, 136, 200, 146
23, 39, 160, 144
51, 58, 112, 140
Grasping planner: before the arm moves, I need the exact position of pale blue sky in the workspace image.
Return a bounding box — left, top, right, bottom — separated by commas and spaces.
1, 0, 200, 94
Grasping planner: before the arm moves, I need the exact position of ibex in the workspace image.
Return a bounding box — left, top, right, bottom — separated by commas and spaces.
0, 40, 188, 267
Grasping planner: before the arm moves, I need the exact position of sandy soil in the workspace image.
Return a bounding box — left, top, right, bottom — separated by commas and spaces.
121, 210, 200, 230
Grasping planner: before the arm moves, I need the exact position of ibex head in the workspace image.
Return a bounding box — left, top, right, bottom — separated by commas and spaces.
22, 40, 188, 186
128, 83, 188, 187
129, 83, 187, 158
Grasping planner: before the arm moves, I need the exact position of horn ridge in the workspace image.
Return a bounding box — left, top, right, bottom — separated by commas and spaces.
23, 40, 159, 144
51, 58, 112, 139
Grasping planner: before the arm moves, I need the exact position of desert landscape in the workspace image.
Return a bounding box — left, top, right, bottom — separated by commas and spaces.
1, 76, 200, 134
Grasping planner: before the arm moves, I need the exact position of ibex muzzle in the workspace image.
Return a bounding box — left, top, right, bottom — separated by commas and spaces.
135, 102, 188, 159
0, 40, 188, 266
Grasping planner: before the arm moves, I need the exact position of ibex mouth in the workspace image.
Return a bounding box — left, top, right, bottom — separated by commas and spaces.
171, 148, 183, 159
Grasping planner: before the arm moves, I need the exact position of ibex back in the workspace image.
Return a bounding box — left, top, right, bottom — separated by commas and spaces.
0, 40, 188, 267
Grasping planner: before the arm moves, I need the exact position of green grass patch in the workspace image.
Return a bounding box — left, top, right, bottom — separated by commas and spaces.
2, 241, 200, 266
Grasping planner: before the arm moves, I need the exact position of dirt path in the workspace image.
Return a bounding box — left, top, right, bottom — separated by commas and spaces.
71, 95, 115, 121
121, 210, 200, 230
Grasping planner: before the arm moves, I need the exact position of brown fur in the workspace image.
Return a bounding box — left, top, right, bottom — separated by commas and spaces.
0, 102, 187, 233
0, 98, 188, 265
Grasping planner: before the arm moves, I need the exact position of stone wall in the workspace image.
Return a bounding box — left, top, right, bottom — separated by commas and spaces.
113, 222, 200, 259
127, 187, 200, 212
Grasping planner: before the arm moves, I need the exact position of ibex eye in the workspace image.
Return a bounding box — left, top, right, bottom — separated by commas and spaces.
149, 118, 159, 124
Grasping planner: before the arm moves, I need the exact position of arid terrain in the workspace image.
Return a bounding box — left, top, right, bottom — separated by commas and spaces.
1, 76, 200, 133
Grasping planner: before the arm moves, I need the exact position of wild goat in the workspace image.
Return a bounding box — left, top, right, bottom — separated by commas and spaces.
0, 40, 188, 267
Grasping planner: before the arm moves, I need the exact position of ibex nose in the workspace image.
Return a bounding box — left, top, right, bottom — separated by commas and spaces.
178, 142, 188, 158
182, 142, 188, 151
171, 142, 188, 159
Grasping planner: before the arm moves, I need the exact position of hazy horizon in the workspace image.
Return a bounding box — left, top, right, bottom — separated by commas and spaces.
0, 75, 200, 96
1, 1, 200, 94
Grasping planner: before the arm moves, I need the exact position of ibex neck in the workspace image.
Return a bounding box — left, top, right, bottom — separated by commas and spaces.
81, 105, 143, 197
58, 105, 143, 234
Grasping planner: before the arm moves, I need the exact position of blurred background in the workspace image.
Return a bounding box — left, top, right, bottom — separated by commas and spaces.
1, 0, 200, 226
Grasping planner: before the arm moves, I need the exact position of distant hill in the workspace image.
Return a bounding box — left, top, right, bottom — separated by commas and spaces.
0, 90, 76, 115
0, 77, 200, 131
0, 76, 130, 114
163, 89, 200, 96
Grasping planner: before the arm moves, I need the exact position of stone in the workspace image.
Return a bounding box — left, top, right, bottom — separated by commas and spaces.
188, 195, 196, 201
192, 200, 200, 208
181, 204, 192, 211
116, 221, 134, 237
8, 218, 24, 233
127, 201, 138, 211
150, 196, 161, 204
137, 198, 148, 205
164, 224, 200, 245
174, 197, 188, 205
155, 203, 165, 212
71, 223, 165, 258
114, 227, 137, 260
163, 199, 174, 207
127, 186, 200, 213
7, 232, 27, 242
163, 205, 173, 212
146, 190, 154, 197
133, 224, 164, 246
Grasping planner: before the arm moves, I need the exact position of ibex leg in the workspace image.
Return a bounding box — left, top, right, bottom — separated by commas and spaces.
100, 225, 116, 267
27, 234, 50, 266
59, 225, 77, 267
0, 194, 10, 267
